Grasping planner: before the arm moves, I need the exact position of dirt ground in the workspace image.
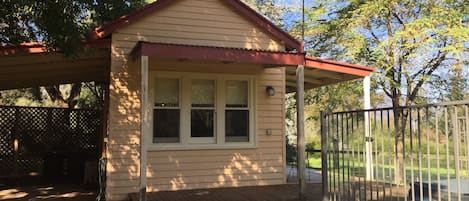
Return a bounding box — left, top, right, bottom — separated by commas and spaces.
0, 183, 97, 201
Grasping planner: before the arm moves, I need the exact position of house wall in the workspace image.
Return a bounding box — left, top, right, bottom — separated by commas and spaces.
145, 60, 286, 192
114, 0, 284, 51
106, 0, 286, 200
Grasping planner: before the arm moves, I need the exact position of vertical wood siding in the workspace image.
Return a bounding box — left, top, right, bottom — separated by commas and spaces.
106, 0, 286, 200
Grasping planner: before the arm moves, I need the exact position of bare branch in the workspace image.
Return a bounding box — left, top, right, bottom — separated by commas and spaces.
409, 51, 449, 101
380, 82, 392, 98
369, 28, 382, 44
392, 12, 406, 30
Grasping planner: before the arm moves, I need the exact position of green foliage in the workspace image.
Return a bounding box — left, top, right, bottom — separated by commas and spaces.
0, 82, 103, 109
0, 0, 144, 55
75, 83, 105, 109
306, 80, 364, 114
443, 67, 468, 101
305, 0, 469, 107
305, 134, 321, 150
0, 88, 38, 106
0, 88, 54, 106
241, 0, 286, 27
0, 1, 137, 106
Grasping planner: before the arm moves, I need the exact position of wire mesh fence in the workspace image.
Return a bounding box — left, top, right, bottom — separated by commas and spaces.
321, 101, 469, 201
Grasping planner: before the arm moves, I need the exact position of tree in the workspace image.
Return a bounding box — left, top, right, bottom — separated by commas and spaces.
1, 1, 144, 108
241, 0, 285, 26
444, 67, 468, 101
306, 0, 468, 183
1, 0, 144, 55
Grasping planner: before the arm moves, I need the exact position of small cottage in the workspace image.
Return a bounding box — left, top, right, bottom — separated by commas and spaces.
0, 0, 373, 200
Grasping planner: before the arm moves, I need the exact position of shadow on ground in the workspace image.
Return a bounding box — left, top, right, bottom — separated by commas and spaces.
0, 183, 96, 201
130, 183, 323, 201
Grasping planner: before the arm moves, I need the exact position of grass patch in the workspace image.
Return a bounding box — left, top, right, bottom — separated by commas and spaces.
300, 153, 468, 183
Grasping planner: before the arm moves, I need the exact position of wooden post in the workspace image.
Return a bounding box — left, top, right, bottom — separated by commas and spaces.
320, 111, 329, 201
363, 76, 373, 180
139, 56, 149, 201
99, 81, 110, 158
296, 65, 306, 200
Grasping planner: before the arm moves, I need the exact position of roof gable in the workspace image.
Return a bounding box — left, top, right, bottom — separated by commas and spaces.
90, 0, 302, 51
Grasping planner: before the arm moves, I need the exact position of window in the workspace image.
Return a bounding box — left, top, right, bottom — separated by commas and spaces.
153, 77, 180, 143
225, 80, 249, 142
150, 72, 255, 149
190, 79, 215, 143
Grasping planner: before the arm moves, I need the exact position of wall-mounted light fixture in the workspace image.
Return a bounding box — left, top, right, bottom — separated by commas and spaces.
266, 86, 275, 96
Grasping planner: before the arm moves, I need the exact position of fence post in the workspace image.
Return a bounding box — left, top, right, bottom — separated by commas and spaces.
320, 111, 329, 201
451, 107, 462, 199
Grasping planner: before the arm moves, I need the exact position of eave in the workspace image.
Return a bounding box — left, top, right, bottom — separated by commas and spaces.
131, 42, 375, 92
0, 39, 111, 56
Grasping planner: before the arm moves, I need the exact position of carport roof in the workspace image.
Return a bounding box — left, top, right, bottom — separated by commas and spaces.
0, 41, 110, 90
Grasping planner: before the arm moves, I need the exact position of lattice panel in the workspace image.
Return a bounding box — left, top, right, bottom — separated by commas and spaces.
48, 109, 71, 150
0, 158, 14, 175
17, 108, 49, 154
0, 107, 15, 156
16, 156, 44, 174
73, 110, 100, 150
0, 106, 102, 177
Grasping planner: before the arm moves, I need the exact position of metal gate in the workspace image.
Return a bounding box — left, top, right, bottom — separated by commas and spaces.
321, 101, 469, 201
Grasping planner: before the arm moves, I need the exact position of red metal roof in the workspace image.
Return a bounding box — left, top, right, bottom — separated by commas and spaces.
0, 42, 47, 56
131, 42, 304, 65
0, 39, 111, 56
305, 56, 374, 77
89, 0, 302, 51
131, 42, 374, 77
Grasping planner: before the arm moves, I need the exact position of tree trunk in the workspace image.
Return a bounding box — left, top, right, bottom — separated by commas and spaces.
392, 100, 409, 185
44, 83, 82, 108
393, 108, 404, 184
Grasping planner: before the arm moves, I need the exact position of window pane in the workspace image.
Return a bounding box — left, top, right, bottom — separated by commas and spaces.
225, 110, 249, 142
226, 80, 248, 108
191, 110, 214, 137
153, 109, 179, 143
154, 78, 179, 107
192, 80, 215, 107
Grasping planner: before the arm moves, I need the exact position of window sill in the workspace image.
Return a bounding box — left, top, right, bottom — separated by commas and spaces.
147, 142, 257, 151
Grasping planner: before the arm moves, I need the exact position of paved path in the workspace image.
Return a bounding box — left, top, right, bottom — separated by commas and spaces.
286, 165, 322, 183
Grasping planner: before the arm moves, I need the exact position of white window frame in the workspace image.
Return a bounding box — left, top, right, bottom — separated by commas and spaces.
188, 78, 216, 144
148, 71, 256, 150
151, 74, 182, 144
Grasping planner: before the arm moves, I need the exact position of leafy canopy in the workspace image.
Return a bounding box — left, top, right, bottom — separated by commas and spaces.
306, 0, 469, 106
0, 0, 145, 55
